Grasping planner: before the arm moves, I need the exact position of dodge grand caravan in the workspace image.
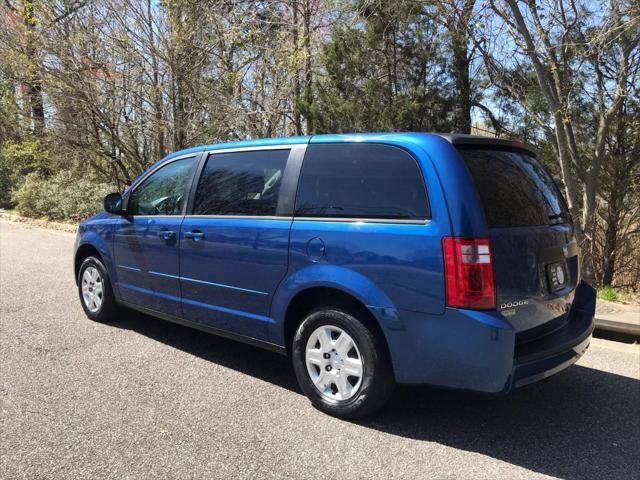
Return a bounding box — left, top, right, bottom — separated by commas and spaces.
74, 133, 596, 418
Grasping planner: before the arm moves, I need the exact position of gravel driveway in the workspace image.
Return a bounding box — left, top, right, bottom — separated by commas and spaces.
1, 220, 639, 479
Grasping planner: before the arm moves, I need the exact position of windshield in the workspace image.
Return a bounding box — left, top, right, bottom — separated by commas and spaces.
459, 148, 570, 228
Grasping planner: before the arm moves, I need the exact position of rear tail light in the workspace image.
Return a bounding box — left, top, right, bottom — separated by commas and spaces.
443, 237, 496, 309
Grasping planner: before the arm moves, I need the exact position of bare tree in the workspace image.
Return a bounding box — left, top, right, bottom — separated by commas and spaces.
484, 0, 640, 278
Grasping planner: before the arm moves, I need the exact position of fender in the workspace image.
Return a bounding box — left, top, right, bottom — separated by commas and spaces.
75, 216, 117, 292
269, 264, 404, 346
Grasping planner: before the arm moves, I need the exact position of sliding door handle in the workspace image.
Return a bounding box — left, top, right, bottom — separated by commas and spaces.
158, 229, 176, 240
184, 231, 205, 241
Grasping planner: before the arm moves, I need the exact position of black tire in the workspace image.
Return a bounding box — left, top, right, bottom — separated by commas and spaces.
292, 307, 395, 418
77, 256, 119, 323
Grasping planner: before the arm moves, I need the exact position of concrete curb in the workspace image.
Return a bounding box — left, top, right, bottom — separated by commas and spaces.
0, 212, 77, 234
595, 318, 640, 336
595, 299, 640, 337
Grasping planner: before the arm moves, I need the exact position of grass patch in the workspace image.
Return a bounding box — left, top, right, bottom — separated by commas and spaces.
598, 287, 619, 302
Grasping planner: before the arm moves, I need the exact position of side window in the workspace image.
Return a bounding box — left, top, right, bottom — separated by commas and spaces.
294, 144, 429, 220
128, 157, 195, 216
193, 149, 289, 216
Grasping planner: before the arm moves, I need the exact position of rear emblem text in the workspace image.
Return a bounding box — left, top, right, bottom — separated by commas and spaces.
500, 300, 529, 311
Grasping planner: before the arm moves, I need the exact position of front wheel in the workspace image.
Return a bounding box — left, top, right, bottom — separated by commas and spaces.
78, 256, 119, 322
292, 307, 395, 418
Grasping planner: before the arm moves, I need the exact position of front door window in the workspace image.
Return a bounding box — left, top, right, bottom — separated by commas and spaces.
127, 157, 195, 216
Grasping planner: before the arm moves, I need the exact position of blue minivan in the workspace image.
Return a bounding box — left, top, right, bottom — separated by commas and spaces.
74, 133, 596, 417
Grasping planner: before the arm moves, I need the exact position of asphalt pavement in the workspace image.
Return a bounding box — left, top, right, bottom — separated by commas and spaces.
1, 220, 639, 479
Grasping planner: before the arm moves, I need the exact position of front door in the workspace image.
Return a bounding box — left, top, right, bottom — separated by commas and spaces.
113, 156, 197, 317
179, 148, 294, 341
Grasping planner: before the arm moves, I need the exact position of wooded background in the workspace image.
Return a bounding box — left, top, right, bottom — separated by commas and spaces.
0, 0, 638, 290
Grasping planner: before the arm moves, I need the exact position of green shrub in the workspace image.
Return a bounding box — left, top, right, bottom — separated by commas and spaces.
0, 154, 13, 207
0, 138, 50, 208
0, 138, 50, 176
12, 171, 113, 222
598, 286, 619, 302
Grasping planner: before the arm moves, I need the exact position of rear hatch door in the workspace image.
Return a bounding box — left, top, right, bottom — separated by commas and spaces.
459, 147, 579, 333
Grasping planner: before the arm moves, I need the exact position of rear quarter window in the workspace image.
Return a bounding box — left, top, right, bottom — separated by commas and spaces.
295, 144, 429, 220
459, 149, 570, 228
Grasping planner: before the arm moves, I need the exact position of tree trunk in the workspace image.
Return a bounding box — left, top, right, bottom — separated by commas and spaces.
450, 0, 474, 134
452, 38, 471, 133
601, 201, 620, 287
148, 0, 165, 159
601, 102, 631, 287
302, 0, 313, 134
167, 0, 193, 150
23, 0, 45, 136
291, 1, 303, 136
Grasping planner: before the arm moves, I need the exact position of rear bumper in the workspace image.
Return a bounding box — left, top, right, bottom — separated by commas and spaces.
386, 281, 596, 392
505, 310, 593, 391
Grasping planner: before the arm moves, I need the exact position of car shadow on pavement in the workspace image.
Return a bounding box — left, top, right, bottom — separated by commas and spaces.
110, 310, 301, 392
112, 310, 639, 480
362, 366, 640, 479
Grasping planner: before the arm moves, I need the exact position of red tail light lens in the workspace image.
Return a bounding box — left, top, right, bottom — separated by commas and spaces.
443, 237, 496, 310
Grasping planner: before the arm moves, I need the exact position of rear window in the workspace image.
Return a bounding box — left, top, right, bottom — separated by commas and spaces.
459, 149, 570, 227
295, 144, 429, 220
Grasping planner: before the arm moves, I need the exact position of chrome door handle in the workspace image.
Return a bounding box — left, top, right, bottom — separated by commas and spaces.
184, 231, 205, 241
158, 230, 176, 240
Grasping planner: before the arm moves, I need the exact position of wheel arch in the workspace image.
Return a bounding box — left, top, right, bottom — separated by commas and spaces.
74, 243, 104, 284
271, 265, 402, 356
74, 227, 115, 285
285, 287, 384, 354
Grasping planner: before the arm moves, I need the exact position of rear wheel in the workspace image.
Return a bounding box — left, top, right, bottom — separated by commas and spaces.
78, 256, 119, 322
292, 307, 395, 418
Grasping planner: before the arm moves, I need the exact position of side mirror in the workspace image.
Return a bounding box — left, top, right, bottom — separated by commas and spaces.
104, 193, 124, 215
